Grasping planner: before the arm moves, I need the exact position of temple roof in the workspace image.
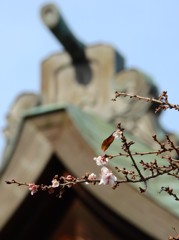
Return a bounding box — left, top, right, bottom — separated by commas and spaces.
1, 104, 178, 239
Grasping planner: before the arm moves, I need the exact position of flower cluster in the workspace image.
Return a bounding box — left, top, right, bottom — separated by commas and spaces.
93, 155, 109, 166
93, 156, 117, 187
27, 174, 77, 196
99, 167, 117, 186
92, 129, 120, 187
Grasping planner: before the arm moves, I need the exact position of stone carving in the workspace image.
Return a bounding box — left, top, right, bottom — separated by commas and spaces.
41, 4, 124, 118
2, 4, 178, 164
40, 4, 178, 149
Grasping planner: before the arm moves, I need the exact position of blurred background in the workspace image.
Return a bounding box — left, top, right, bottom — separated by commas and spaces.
1, 0, 179, 162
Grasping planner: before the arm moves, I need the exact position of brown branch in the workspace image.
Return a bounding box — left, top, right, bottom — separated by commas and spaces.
113, 91, 179, 112
6, 163, 177, 194
116, 123, 147, 187
108, 149, 178, 159
166, 135, 179, 156
5, 179, 28, 187
160, 187, 179, 201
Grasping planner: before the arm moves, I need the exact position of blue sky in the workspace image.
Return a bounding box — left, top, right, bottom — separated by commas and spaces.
1, 0, 179, 160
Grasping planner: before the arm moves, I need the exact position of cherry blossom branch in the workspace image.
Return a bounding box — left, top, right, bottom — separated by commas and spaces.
159, 187, 179, 201
116, 123, 147, 188
106, 135, 179, 161
5, 175, 100, 198
166, 135, 179, 156
113, 91, 179, 113
6, 123, 179, 197
5, 158, 178, 196
6, 128, 179, 199
5, 91, 179, 202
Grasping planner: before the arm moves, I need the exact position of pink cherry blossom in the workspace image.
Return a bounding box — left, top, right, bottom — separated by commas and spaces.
99, 167, 117, 186
28, 183, 38, 195
52, 179, 60, 188
66, 175, 75, 188
66, 175, 74, 181
93, 155, 109, 166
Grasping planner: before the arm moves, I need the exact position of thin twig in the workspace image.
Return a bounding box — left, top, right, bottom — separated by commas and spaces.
113, 91, 179, 112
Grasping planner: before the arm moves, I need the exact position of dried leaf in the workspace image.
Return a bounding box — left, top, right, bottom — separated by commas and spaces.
101, 134, 115, 152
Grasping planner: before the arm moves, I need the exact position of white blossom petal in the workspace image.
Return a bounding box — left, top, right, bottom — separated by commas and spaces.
93, 156, 109, 166
99, 167, 117, 186
113, 129, 122, 139
52, 179, 60, 188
